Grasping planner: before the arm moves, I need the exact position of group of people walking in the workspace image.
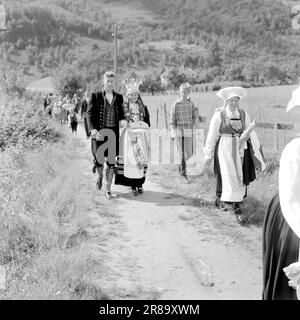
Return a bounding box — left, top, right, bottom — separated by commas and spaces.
85, 71, 151, 200
48, 70, 300, 300
83, 71, 266, 224
44, 93, 81, 134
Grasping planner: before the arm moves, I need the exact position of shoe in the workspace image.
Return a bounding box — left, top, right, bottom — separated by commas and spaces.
105, 191, 113, 200
215, 198, 228, 211
131, 188, 138, 196
137, 187, 144, 194
236, 213, 245, 224
96, 178, 102, 190
234, 205, 245, 224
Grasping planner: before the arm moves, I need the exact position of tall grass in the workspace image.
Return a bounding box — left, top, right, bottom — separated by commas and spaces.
0, 94, 108, 299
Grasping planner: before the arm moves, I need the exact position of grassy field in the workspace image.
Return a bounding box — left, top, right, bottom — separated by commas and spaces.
142, 84, 300, 155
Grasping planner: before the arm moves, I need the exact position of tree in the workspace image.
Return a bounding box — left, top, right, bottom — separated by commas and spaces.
206, 40, 222, 68
53, 64, 83, 96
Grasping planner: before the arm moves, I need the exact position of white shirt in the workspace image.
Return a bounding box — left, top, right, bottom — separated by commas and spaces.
106, 92, 113, 104
203, 106, 251, 161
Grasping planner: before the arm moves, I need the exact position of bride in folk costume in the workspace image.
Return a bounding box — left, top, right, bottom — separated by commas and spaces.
203, 87, 266, 224
115, 78, 151, 196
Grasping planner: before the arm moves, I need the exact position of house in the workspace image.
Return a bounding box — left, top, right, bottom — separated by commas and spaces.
25, 76, 56, 94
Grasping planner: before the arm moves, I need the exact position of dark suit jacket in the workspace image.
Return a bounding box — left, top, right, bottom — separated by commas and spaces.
86, 90, 125, 133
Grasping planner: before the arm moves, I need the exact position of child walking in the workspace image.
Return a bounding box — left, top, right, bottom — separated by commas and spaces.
68, 109, 78, 135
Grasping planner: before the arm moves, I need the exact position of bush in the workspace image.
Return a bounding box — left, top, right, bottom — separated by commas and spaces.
0, 67, 26, 97
0, 95, 62, 151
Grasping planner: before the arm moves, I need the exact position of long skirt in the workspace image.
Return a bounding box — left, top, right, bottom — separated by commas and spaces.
214, 136, 246, 202
262, 193, 299, 300
115, 127, 149, 187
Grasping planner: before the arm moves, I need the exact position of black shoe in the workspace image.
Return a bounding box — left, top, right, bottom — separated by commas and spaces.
96, 178, 102, 190
236, 213, 245, 224
215, 198, 228, 211
131, 188, 138, 196
137, 187, 144, 194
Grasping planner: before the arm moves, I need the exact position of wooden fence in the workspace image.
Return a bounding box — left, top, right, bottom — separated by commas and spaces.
151, 103, 294, 155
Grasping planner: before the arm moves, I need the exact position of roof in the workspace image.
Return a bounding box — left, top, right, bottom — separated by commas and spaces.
26, 76, 56, 93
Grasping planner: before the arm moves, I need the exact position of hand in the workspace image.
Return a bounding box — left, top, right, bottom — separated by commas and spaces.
204, 158, 212, 167
90, 129, 99, 139
120, 120, 128, 128
170, 129, 176, 139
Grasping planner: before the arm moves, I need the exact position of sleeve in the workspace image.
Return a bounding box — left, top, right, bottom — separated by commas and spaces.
203, 111, 222, 161
244, 110, 251, 129
117, 95, 125, 121
192, 102, 200, 128
169, 101, 177, 130
86, 93, 97, 132
144, 105, 151, 127
80, 100, 86, 118
279, 141, 300, 239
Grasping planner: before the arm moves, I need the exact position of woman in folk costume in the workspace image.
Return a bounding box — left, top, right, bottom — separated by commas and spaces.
263, 87, 300, 300
115, 78, 151, 196
203, 87, 265, 224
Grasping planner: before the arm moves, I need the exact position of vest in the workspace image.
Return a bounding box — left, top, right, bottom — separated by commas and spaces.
217, 107, 246, 136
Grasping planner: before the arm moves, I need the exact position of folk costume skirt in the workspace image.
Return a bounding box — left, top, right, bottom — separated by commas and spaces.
115, 127, 149, 187
214, 136, 246, 202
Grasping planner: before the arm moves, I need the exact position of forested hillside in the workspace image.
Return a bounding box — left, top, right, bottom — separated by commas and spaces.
0, 0, 300, 89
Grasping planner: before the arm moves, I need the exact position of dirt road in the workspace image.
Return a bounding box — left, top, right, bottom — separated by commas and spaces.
75, 124, 263, 300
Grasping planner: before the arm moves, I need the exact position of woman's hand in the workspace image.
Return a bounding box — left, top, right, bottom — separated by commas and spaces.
170, 129, 176, 139
90, 129, 99, 139
120, 120, 128, 128
204, 158, 212, 167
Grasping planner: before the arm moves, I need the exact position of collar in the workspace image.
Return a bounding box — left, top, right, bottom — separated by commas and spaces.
102, 89, 115, 96
178, 97, 190, 103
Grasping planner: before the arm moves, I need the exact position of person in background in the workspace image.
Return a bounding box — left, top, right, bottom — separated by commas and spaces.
44, 94, 51, 111
86, 71, 126, 200
68, 108, 78, 135
81, 90, 90, 138
170, 82, 200, 181
72, 93, 81, 114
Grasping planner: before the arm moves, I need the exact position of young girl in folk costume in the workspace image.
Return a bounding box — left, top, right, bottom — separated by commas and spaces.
203, 87, 265, 224
115, 78, 151, 196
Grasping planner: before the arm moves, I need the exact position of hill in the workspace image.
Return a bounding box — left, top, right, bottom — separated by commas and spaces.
1, 0, 300, 89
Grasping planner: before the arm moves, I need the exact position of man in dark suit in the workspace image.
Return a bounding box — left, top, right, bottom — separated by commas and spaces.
86, 71, 126, 200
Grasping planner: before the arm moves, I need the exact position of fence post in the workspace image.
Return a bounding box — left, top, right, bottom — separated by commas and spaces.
156, 107, 159, 129
163, 103, 168, 129
273, 122, 278, 154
